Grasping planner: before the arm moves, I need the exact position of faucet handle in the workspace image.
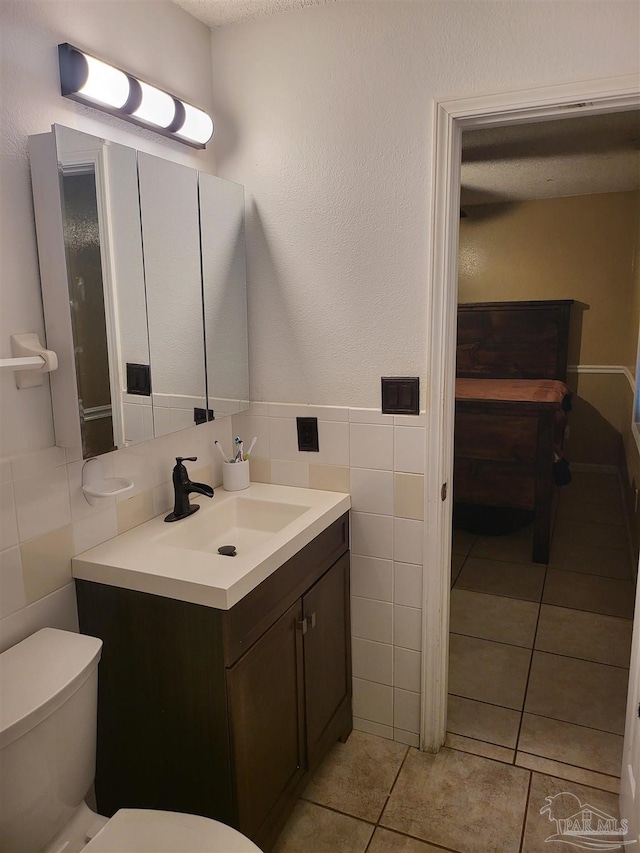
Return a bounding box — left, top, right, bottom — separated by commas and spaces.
175, 456, 197, 465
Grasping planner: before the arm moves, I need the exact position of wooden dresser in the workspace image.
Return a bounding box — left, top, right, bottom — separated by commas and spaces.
455, 300, 573, 564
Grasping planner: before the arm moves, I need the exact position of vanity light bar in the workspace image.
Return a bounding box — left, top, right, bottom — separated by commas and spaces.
57, 43, 214, 148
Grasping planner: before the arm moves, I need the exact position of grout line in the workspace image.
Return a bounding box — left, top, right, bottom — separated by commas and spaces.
529, 646, 631, 671
515, 748, 621, 781
514, 755, 621, 796
514, 565, 545, 765
518, 770, 533, 853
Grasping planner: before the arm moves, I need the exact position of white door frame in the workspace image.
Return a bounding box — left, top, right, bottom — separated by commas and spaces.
420, 73, 640, 755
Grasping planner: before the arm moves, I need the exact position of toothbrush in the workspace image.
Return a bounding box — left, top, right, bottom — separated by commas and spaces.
245, 437, 257, 459
215, 440, 230, 463
234, 441, 244, 462
234, 437, 243, 462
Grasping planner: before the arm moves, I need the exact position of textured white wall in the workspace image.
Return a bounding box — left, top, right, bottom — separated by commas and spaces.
0, 0, 215, 457
209, 0, 640, 408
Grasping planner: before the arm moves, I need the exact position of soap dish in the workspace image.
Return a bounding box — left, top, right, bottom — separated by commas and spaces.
82, 458, 134, 505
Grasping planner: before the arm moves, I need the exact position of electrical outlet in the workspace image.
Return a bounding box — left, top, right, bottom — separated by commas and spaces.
297, 417, 319, 452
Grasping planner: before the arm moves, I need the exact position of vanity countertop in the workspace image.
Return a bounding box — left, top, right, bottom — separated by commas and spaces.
72, 483, 350, 610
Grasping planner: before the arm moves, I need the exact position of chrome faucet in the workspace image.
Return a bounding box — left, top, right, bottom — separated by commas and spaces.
164, 456, 214, 522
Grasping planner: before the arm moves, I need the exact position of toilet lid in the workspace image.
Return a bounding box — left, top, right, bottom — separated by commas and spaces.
82, 809, 263, 853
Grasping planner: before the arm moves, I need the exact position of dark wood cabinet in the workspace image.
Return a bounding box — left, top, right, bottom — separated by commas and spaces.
76, 513, 351, 852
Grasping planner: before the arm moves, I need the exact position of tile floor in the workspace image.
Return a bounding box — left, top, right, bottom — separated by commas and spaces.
273, 472, 636, 852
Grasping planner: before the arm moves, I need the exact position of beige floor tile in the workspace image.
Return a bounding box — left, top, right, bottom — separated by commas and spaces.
444, 732, 515, 764
518, 713, 623, 777
469, 526, 535, 565
273, 801, 374, 853
449, 589, 539, 647
515, 752, 620, 795
521, 772, 625, 853
447, 695, 521, 748
549, 539, 633, 579
368, 827, 452, 853
525, 652, 629, 735
452, 528, 476, 556
449, 634, 531, 710
301, 730, 408, 822
564, 471, 621, 501
552, 519, 627, 552
535, 605, 632, 667
454, 557, 545, 602
556, 497, 624, 526
543, 569, 636, 619
380, 747, 530, 853
451, 553, 465, 587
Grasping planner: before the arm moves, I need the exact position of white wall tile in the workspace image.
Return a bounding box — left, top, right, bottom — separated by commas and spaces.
112, 444, 154, 500
307, 405, 349, 422
393, 604, 422, 651
67, 460, 115, 522
269, 403, 305, 418
0, 546, 26, 617
350, 555, 393, 602
394, 646, 421, 692
353, 717, 394, 740
393, 517, 423, 564
349, 409, 394, 425
394, 426, 425, 474
270, 460, 309, 488
23, 582, 78, 635
393, 728, 419, 747
11, 446, 66, 480
14, 465, 71, 541
393, 562, 423, 607
230, 412, 270, 460
349, 423, 394, 470
0, 481, 18, 549
350, 512, 393, 559
352, 677, 393, 726
350, 468, 393, 515
0, 460, 12, 483
315, 421, 349, 466
269, 418, 308, 462
0, 608, 29, 654
394, 687, 421, 733
394, 413, 426, 427
351, 596, 393, 644
72, 506, 118, 554
352, 637, 393, 685
247, 402, 269, 416
153, 481, 174, 515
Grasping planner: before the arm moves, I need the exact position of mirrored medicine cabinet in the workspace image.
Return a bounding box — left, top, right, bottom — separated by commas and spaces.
29, 124, 249, 459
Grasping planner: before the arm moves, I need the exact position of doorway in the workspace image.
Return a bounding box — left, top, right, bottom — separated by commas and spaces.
420, 75, 640, 836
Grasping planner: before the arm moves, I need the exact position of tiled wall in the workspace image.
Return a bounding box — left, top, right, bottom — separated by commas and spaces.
0, 418, 232, 654
232, 402, 426, 747
1, 400, 426, 747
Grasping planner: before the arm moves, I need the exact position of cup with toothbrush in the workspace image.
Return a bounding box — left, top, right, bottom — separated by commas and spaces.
217, 437, 256, 491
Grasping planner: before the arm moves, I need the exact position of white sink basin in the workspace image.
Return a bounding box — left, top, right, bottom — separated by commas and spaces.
73, 483, 350, 610
160, 496, 310, 556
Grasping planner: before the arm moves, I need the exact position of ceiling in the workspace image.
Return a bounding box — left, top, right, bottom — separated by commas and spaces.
172, 0, 639, 205
461, 110, 640, 205
173, 0, 332, 29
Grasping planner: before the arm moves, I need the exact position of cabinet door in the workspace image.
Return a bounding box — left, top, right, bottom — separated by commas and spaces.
303, 554, 352, 768
226, 599, 306, 841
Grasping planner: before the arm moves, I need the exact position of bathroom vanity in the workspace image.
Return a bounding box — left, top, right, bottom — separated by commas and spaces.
73, 485, 351, 853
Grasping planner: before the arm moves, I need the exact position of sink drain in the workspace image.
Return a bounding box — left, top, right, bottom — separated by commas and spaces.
218, 545, 237, 557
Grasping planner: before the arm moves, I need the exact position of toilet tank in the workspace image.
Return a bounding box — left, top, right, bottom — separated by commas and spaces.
0, 628, 103, 853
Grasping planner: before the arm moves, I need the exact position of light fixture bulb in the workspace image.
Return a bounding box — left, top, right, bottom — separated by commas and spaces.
78, 54, 130, 109
131, 81, 176, 129
175, 103, 214, 145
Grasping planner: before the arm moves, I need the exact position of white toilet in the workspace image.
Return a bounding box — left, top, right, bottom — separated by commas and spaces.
0, 628, 263, 853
